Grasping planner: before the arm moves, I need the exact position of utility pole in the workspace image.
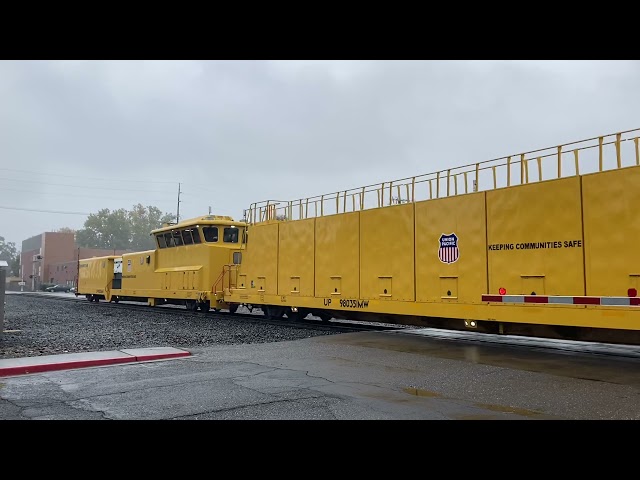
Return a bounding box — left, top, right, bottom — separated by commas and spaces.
0, 261, 7, 339
176, 183, 182, 223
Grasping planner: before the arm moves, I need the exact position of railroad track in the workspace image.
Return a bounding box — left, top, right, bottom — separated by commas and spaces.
8, 293, 640, 360
12, 292, 408, 334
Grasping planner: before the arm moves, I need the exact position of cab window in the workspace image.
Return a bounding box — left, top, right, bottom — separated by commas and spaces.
182, 228, 194, 245
172, 230, 184, 246
203, 226, 218, 242
164, 232, 175, 247
157, 234, 167, 248
223, 227, 239, 243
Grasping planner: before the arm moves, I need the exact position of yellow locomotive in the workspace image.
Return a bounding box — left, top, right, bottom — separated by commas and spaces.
77, 215, 246, 312
78, 128, 640, 345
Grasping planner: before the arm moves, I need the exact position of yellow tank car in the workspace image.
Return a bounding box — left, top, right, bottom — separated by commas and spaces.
76, 255, 119, 303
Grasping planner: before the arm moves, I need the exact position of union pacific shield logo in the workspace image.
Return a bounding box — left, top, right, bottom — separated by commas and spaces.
438, 233, 459, 264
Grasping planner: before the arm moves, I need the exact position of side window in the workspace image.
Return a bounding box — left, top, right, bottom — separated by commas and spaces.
203, 226, 218, 242
233, 252, 242, 264
182, 228, 194, 245
223, 227, 239, 243
192, 228, 202, 244
164, 232, 175, 247
172, 230, 184, 247
157, 234, 167, 249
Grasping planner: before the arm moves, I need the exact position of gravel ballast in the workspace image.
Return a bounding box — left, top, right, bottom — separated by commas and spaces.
1, 294, 340, 359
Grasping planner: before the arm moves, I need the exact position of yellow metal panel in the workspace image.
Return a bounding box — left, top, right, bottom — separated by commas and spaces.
150, 223, 246, 296
582, 165, 640, 296
239, 222, 279, 295
77, 256, 114, 295
278, 218, 315, 296
315, 212, 359, 298
486, 177, 585, 296
415, 192, 487, 303
360, 204, 414, 301
121, 250, 158, 292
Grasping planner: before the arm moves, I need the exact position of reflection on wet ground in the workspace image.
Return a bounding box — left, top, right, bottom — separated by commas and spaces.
327, 328, 640, 387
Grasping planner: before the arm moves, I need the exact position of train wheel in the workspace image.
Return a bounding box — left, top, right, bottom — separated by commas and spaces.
186, 300, 198, 312
263, 305, 284, 319
113, 296, 120, 304
229, 304, 239, 314
289, 308, 311, 321
316, 311, 332, 322
198, 300, 210, 312
86, 295, 92, 302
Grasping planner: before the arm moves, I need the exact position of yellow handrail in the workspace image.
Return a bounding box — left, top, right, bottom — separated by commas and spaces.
246, 128, 640, 224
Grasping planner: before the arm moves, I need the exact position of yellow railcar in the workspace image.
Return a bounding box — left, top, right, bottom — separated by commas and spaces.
77, 215, 247, 311
76, 128, 640, 345
77, 255, 119, 302
223, 128, 640, 345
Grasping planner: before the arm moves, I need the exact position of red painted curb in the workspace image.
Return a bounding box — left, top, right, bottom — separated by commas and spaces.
0, 357, 134, 377
0, 351, 191, 378
134, 352, 192, 362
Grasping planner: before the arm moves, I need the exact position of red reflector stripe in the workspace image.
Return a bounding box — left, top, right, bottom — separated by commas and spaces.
573, 297, 601, 305
482, 295, 638, 306
482, 295, 503, 302
523, 296, 548, 303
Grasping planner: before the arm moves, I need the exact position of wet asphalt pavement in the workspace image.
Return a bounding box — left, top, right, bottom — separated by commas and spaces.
2, 326, 640, 420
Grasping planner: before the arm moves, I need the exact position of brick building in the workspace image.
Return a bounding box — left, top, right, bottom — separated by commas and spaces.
21, 232, 75, 291
48, 248, 130, 287
20, 232, 130, 291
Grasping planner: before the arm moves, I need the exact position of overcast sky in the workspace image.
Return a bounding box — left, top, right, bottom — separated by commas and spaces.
1, 60, 639, 247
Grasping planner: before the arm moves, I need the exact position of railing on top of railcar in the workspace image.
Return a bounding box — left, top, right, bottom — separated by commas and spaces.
244, 128, 640, 225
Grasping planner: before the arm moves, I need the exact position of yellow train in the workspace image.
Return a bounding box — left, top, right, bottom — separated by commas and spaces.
77, 128, 640, 345
77, 215, 246, 313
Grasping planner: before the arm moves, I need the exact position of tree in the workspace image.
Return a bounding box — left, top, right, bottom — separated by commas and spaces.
0, 236, 20, 276
129, 204, 175, 251
75, 205, 174, 251
76, 208, 131, 250
56, 227, 76, 234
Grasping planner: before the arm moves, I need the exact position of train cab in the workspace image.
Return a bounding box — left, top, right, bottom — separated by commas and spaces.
147, 215, 248, 311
